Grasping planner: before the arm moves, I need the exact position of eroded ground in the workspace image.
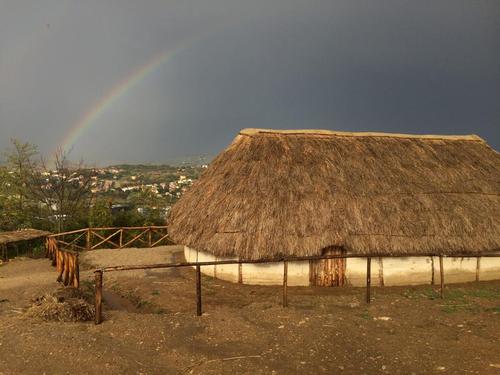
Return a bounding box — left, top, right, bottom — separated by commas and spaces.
1, 247, 499, 374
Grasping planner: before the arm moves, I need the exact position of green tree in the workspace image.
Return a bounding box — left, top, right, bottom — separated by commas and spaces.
128, 188, 167, 226
0, 139, 38, 230
88, 198, 113, 228
26, 148, 94, 232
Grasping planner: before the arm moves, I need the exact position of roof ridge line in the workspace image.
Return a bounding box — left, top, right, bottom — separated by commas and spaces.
239, 128, 484, 142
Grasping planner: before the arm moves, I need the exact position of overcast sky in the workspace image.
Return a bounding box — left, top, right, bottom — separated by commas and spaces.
1, 0, 499, 164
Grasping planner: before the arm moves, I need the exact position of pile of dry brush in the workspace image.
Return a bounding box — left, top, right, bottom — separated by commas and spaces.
27, 287, 94, 322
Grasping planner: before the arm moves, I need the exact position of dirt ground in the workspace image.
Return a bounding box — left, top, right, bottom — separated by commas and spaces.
1, 246, 499, 375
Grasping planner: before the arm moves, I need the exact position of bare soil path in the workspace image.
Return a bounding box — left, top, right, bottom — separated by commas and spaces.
1, 247, 499, 374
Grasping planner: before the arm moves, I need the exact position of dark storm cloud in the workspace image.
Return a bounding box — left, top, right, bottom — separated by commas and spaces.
1, 0, 499, 164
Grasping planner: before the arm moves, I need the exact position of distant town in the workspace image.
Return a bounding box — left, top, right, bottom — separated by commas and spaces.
0, 139, 207, 232
87, 163, 206, 204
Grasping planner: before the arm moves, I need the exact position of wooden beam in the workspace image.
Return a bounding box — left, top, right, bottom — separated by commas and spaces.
101, 253, 500, 273
430, 256, 435, 285
57, 240, 86, 251
86, 229, 91, 250
195, 265, 202, 316
90, 230, 108, 241
120, 229, 149, 248
90, 230, 119, 248
68, 231, 86, 246
238, 263, 243, 284
366, 257, 371, 304
89, 225, 168, 231
91, 229, 121, 250
439, 255, 444, 299
283, 260, 288, 307
476, 257, 481, 282
49, 228, 88, 238
150, 233, 170, 248
95, 270, 103, 324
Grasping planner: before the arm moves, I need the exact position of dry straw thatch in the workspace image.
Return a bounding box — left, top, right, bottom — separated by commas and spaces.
168, 129, 500, 259
27, 288, 94, 322
0, 229, 51, 245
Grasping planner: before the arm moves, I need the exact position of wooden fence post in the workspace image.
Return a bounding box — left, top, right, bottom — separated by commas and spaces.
439, 256, 444, 299
283, 260, 288, 307
430, 256, 435, 285
238, 262, 243, 284
148, 227, 152, 247
196, 265, 202, 316
475, 257, 481, 282
86, 229, 91, 250
119, 229, 123, 248
95, 270, 103, 324
366, 257, 371, 304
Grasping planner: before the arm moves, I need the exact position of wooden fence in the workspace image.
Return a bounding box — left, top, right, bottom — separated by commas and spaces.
93, 253, 500, 324
45, 226, 171, 288
48, 226, 170, 251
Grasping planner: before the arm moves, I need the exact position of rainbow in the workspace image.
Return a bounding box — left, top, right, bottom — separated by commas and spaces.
58, 46, 186, 154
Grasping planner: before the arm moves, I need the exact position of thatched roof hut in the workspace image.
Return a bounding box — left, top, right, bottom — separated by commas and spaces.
0, 229, 51, 245
168, 129, 500, 260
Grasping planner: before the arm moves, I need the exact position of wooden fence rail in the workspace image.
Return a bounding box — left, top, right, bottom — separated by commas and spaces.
93, 252, 500, 324
48, 226, 170, 251
45, 226, 171, 288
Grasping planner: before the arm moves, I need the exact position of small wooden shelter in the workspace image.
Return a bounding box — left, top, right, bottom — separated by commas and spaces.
0, 229, 51, 260
168, 129, 500, 286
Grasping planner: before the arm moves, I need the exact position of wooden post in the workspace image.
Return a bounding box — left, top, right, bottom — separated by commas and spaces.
195, 265, 202, 316
439, 255, 444, 299
86, 229, 91, 250
238, 262, 243, 284
366, 257, 371, 304
475, 257, 481, 282
283, 260, 288, 307
148, 227, 152, 247
95, 270, 103, 324
430, 256, 435, 285
119, 229, 123, 248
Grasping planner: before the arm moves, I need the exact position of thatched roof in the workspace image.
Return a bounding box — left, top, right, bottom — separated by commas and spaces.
0, 229, 51, 245
168, 129, 500, 259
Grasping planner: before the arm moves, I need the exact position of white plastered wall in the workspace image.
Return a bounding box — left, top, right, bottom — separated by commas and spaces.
184, 247, 500, 286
